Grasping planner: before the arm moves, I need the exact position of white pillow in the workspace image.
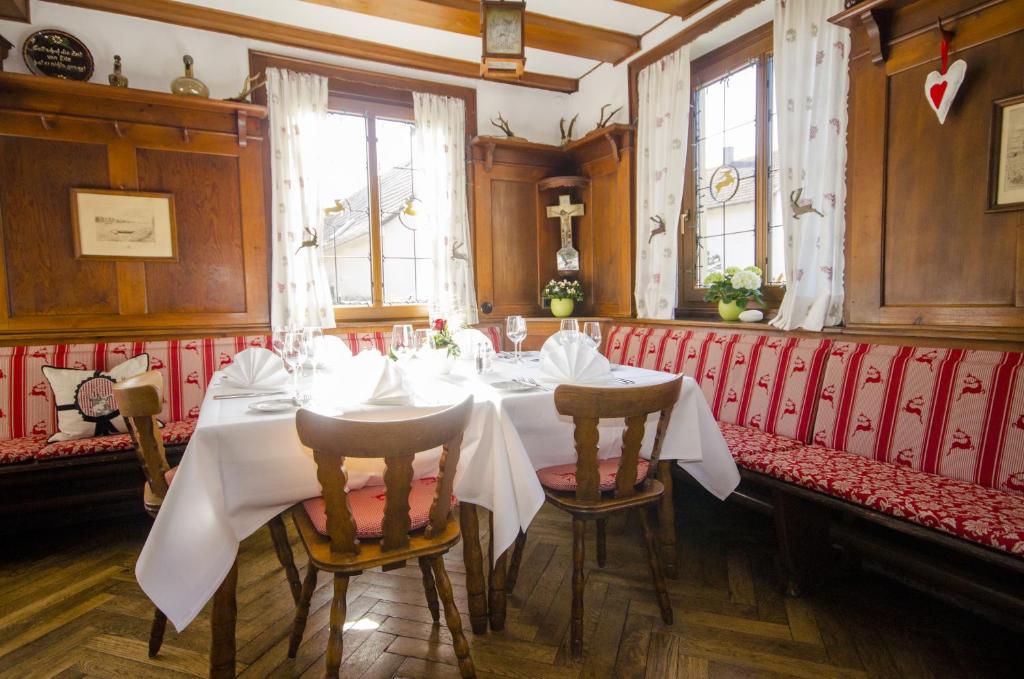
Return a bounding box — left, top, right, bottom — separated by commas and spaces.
42, 354, 151, 443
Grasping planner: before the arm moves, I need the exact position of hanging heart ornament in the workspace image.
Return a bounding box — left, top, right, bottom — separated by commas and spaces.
924, 59, 966, 124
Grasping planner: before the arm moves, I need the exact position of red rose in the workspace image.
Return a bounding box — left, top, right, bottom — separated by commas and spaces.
433, 318, 445, 331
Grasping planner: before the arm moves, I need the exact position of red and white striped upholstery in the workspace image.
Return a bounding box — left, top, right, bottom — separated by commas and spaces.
302, 477, 455, 539
736, 443, 1024, 556
36, 420, 197, 460
719, 422, 807, 460
0, 435, 48, 465
537, 457, 650, 492
811, 342, 1024, 495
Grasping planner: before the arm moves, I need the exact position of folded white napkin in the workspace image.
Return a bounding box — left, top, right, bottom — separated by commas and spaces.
350, 351, 412, 405
453, 328, 492, 359
221, 347, 290, 389
312, 335, 352, 368
539, 331, 613, 385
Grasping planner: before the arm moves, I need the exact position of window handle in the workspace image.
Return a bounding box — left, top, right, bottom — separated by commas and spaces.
679, 210, 690, 234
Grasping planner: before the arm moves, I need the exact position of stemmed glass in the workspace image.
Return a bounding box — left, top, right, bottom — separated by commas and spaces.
271, 327, 289, 357
280, 330, 308, 402
303, 327, 323, 381
583, 321, 602, 350
391, 324, 415, 360
560, 318, 580, 339
505, 315, 527, 363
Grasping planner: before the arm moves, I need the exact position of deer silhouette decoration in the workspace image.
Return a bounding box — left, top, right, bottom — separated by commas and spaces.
648, 215, 667, 243
790, 188, 825, 219
295, 227, 319, 255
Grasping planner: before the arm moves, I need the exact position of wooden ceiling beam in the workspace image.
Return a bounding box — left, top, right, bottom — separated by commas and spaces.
615, 0, 718, 21
41, 0, 578, 93
302, 0, 641, 65
0, 0, 31, 23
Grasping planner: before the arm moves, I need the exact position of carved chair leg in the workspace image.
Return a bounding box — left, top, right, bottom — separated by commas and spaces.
430, 555, 476, 679
773, 489, 830, 596
418, 557, 441, 622
596, 520, 607, 568
506, 531, 528, 594
571, 516, 586, 660
459, 503, 488, 634
325, 573, 349, 679
288, 563, 319, 658
268, 513, 302, 604
657, 460, 678, 579
638, 507, 673, 625
488, 512, 508, 632
148, 607, 167, 658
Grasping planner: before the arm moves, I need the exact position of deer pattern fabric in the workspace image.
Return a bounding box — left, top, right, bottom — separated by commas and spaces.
634, 45, 690, 319
770, 0, 850, 331
266, 68, 337, 330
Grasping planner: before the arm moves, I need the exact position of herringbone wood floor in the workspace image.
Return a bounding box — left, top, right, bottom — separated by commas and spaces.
0, 486, 1019, 679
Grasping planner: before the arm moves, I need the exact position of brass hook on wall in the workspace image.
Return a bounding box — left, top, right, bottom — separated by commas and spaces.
39, 115, 54, 131
181, 127, 191, 143
936, 16, 955, 42
112, 121, 125, 138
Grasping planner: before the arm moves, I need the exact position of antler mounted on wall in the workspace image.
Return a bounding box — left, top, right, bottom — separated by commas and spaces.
594, 103, 622, 130
559, 113, 578, 144
491, 111, 516, 138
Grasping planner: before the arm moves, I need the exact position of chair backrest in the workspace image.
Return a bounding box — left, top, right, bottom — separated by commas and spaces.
554, 376, 683, 502
295, 395, 474, 555
112, 370, 170, 499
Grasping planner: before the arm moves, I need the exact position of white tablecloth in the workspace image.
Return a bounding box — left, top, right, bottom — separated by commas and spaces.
137, 357, 739, 631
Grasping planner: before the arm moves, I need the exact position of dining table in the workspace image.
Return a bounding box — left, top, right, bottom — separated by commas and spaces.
135, 349, 740, 677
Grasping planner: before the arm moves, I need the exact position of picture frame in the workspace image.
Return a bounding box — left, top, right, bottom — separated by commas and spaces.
70, 188, 178, 261
987, 94, 1024, 213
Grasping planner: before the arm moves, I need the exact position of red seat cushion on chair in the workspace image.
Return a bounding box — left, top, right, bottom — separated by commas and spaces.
302, 477, 455, 539
537, 457, 651, 493
739, 445, 1024, 556
719, 422, 806, 462
35, 420, 197, 461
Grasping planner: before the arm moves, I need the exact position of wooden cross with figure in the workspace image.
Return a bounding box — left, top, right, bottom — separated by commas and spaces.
546, 194, 584, 275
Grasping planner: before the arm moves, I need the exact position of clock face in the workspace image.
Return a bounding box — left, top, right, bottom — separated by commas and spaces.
485, 7, 523, 55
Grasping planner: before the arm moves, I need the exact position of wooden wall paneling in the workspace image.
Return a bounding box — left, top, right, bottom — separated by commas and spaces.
0, 0, 29, 22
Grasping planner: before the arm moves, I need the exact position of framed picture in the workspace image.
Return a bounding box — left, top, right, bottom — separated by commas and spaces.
70, 189, 178, 261
988, 94, 1024, 212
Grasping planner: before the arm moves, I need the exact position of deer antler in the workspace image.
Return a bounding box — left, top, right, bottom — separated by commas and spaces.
491, 112, 515, 137
559, 113, 579, 143
596, 104, 623, 129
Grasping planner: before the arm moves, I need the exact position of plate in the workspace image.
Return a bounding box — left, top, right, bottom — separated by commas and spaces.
248, 398, 298, 413
490, 380, 536, 392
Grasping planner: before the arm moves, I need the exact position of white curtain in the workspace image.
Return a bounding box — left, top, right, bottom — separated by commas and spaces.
266, 68, 336, 329
413, 92, 478, 325
635, 46, 690, 319
770, 0, 850, 331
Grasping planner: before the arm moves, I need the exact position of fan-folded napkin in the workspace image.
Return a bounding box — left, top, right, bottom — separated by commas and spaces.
350, 351, 412, 405
538, 332, 612, 385
221, 348, 290, 389
453, 328, 492, 358
312, 335, 352, 368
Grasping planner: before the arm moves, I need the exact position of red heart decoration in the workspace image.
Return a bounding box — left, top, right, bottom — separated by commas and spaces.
929, 81, 948, 109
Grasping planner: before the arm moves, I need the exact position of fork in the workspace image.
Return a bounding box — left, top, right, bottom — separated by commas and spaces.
517, 377, 552, 391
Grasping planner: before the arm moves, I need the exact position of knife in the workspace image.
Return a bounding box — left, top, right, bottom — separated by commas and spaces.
212, 391, 287, 400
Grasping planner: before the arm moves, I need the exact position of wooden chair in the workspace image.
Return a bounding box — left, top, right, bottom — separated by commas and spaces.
288, 396, 476, 679
113, 370, 303, 658
508, 376, 682, 659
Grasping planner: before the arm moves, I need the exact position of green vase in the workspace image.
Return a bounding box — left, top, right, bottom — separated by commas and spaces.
550, 298, 575, 318
718, 300, 745, 321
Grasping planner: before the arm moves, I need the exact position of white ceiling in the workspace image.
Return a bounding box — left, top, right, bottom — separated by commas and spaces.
175, 0, 769, 81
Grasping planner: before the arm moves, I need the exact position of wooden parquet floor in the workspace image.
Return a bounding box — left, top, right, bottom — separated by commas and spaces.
0, 486, 1019, 679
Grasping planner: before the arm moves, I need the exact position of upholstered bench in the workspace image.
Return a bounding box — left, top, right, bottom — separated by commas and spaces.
0, 325, 503, 533
604, 323, 1024, 621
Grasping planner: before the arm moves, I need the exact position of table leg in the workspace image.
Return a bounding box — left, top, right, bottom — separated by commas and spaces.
488, 512, 508, 632
459, 503, 489, 634
209, 559, 238, 679
658, 461, 679, 579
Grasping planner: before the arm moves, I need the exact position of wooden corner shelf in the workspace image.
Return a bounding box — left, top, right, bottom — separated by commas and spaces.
828, 0, 920, 64
537, 175, 590, 191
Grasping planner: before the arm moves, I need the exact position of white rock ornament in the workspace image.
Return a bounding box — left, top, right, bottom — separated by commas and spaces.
739, 309, 764, 323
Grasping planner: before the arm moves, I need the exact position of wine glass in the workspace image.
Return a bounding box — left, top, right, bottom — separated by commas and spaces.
280, 330, 307, 401
559, 318, 580, 339
415, 328, 434, 356
505, 316, 527, 363
391, 324, 415, 360
271, 327, 289, 357
303, 327, 323, 379
583, 321, 602, 350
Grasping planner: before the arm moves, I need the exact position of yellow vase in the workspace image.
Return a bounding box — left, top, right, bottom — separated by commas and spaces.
550, 298, 575, 318
718, 300, 744, 321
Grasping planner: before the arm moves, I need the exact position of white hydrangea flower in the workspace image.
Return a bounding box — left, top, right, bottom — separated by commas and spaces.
731, 270, 762, 290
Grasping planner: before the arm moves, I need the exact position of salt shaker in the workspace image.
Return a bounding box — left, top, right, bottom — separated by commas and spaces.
474, 341, 493, 374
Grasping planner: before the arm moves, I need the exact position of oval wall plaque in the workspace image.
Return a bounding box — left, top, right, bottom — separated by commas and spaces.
23, 30, 94, 81
709, 164, 741, 203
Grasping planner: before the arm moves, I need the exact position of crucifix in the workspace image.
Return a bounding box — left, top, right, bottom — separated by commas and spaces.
546, 194, 584, 275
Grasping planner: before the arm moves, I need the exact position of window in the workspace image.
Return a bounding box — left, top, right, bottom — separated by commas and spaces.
319, 98, 433, 320
679, 25, 783, 315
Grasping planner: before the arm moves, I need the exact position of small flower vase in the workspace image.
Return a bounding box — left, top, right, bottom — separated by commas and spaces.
718, 300, 745, 321
550, 298, 574, 318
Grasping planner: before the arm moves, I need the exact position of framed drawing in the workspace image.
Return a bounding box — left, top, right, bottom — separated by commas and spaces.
988, 94, 1024, 212
70, 189, 178, 261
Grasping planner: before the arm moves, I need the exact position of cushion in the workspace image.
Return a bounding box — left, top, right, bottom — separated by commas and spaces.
302, 477, 455, 539
35, 420, 196, 461
812, 343, 1024, 494
474, 324, 504, 353
0, 435, 48, 465
42, 354, 150, 442
714, 336, 833, 442
719, 422, 807, 462
537, 457, 651, 493
738, 444, 1024, 557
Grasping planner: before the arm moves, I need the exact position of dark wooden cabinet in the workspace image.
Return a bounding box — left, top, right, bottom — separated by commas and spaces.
0, 73, 269, 341
471, 125, 634, 320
